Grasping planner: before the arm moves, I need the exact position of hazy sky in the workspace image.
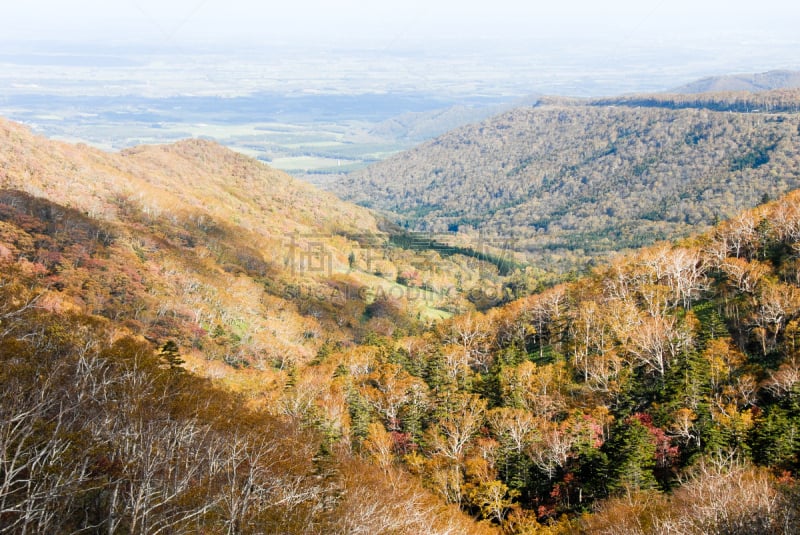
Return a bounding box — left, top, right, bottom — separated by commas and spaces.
2, 0, 798, 51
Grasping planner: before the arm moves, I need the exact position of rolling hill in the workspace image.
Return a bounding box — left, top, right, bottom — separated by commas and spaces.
368, 94, 541, 143
673, 69, 800, 94
333, 89, 800, 273
0, 116, 534, 372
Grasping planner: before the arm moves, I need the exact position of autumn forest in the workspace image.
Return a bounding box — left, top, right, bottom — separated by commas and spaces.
4, 87, 800, 534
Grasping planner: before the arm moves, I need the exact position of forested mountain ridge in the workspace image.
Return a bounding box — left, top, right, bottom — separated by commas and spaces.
0, 117, 531, 371
673, 69, 800, 94
334, 90, 800, 273
590, 87, 800, 113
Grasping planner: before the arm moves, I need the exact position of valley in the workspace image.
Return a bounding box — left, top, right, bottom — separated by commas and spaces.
2, 16, 800, 530
4, 101, 800, 531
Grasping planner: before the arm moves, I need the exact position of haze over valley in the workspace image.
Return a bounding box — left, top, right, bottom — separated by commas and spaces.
2, 2, 800, 180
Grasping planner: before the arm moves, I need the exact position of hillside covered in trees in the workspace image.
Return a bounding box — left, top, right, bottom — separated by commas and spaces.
310, 187, 800, 533
0, 215, 487, 534
0, 118, 519, 534
335, 89, 800, 273
0, 117, 537, 368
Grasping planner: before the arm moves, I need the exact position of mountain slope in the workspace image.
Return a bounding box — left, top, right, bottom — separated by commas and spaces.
0, 118, 506, 533
0, 117, 375, 235
304, 185, 800, 533
0, 118, 371, 368
368, 94, 541, 143
0, 192, 493, 535
674, 69, 800, 94
333, 91, 800, 272
0, 117, 528, 377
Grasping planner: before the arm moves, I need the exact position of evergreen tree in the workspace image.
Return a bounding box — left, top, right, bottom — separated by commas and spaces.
750, 407, 799, 470
606, 416, 658, 493
159, 340, 185, 371
346, 384, 373, 447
